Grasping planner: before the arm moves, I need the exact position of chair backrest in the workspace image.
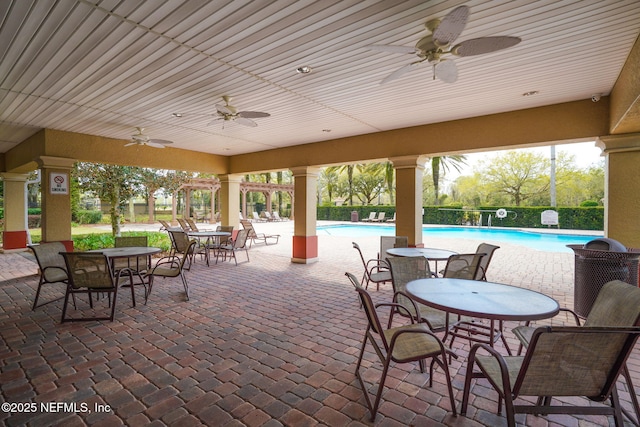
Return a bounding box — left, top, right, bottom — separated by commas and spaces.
366, 212, 377, 220
345, 272, 389, 349
168, 230, 190, 253
29, 242, 67, 280
386, 256, 431, 314
217, 225, 234, 244
352, 242, 368, 270
177, 218, 190, 231
442, 253, 484, 279
584, 280, 640, 327
515, 325, 640, 398
474, 243, 500, 280
61, 252, 115, 289
252, 212, 261, 220
273, 212, 282, 220
186, 218, 199, 232
376, 212, 385, 221
380, 236, 408, 259
158, 220, 170, 230
240, 220, 257, 238
233, 229, 249, 249
115, 236, 148, 248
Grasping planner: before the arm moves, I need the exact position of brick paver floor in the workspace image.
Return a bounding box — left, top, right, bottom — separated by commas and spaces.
0, 221, 637, 426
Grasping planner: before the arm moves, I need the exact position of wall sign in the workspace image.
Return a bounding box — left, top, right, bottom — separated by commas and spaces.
50, 172, 69, 195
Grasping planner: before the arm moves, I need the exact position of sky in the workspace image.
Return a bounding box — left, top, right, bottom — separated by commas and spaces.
441, 141, 604, 184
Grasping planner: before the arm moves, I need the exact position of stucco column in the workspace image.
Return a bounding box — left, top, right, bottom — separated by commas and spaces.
36, 156, 75, 250
218, 174, 242, 229
596, 133, 640, 247
390, 155, 428, 247
1, 173, 30, 251
290, 166, 320, 264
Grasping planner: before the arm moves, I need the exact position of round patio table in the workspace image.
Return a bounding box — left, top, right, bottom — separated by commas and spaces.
386, 247, 457, 274
406, 278, 559, 354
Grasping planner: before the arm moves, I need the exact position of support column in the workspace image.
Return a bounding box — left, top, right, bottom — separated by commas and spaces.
290, 166, 320, 264
37, 156, 75, 250
218, 174, 242, 229
1, 173, 30, 251
390, 155, 428, 247
596, 133, 640, 247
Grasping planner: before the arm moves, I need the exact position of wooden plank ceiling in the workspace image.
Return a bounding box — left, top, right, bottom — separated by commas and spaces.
0, 0, 639, 155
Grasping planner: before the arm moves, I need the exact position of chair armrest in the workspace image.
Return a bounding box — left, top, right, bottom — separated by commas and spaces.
392, 290, 423, 324
375, 301, 416, 326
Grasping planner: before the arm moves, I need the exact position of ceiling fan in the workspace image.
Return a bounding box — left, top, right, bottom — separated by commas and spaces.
207, 95, 270, 127
369, 5, 521, 84
125, 127, 173, 148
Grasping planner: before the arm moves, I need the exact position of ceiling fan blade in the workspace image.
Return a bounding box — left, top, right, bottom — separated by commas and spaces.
235, 117, 258, 127
367, 44, 417, 55
124, 142, 138, 147
433, 5, 469, 46
216, 104, 233, 115
238, 111, 270, 119
435, 59, 458, 83
207, 117, 223, 126
381, 62, 418, 84
452, 36, 521, 56
148, 139, 173, 146
146, 141, 167, 148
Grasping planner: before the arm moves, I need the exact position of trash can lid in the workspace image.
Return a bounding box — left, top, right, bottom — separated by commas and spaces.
584, 238, 627, 252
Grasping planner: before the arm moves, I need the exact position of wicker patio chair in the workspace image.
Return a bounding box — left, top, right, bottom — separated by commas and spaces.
352, 242, 391, 291
345, 272, 457, 421
386, 256, 450, 332
216, 229, 250, 266
146, 240, 196, 301
512, 279, 640, 425
60, 252, 129, 322
240, 219, 279, 247
28, 242, 70, 310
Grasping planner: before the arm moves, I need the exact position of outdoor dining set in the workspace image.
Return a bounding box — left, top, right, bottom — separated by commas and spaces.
27, 218, 281, 323
349, 235, 640, 426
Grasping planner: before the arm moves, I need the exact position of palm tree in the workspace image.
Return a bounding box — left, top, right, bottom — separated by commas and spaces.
431, 155, 467, 205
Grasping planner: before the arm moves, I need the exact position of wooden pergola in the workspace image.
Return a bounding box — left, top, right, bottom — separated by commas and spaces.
171, 178, 294, 223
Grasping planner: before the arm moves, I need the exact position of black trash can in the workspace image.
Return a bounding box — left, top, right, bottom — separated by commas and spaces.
351, 211, 358, 222
568, 238, 640, 318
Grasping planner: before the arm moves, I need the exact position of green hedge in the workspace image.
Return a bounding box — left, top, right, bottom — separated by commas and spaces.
317, 205, 604, 230
74, 210, 103, 224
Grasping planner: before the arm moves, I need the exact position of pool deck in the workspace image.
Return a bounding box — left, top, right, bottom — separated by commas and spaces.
1, 220, 636, 426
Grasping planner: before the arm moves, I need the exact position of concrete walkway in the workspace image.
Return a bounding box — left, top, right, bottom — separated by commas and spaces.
0, 221, 637, 426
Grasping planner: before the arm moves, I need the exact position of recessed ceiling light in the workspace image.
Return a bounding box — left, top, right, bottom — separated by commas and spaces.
296, 66, 312, 74
322, 129, 331, 133
522, 91, 539, 97
172, 113, 183, 117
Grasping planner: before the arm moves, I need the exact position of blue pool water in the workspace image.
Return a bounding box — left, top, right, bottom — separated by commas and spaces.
317, 224, 602, 253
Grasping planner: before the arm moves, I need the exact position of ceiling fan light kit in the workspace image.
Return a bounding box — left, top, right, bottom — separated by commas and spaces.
370, 5, 521, 84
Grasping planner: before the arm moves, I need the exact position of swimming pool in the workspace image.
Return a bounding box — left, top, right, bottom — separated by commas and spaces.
317, 224, 602, 253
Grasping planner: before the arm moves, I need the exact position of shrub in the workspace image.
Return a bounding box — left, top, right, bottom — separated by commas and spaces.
74, 210, 102, 224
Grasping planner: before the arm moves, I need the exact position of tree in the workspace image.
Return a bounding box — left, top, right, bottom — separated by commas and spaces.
319, 167, 341, 205
430, 156, 467, 205
354, 164, 385, 205
74, 163, 143, 236
384, 162, 395, 204
481, 151, 550, 206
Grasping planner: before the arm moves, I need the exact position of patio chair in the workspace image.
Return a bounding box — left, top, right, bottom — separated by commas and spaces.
345, 272, 457, 421
361, 212, 377, 222
60, 252, 129, 322
474, 243, 500, 280
378, 236, 408, 264
177, 218, 191, 231
461, 281, 640, 426
252, 211, 265, 222
168, 229, 208, 268
240, 219, 279, 247
442, 253, 484, 279
186, 218, 212, 232
352, 242, 391, 291
386, 256, 449, 332
216, 229, 250, 266
512, 280, 640, 425
385, 212, 396, 222
272, 211, 287, 221
28, 242, 70, 310
371, 212, 386, 222
145, 240, 196, 301
158, 219, 171, 231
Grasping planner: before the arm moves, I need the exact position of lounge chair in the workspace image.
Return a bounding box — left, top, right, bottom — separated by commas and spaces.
371, 212, 386, 222
272, 211, 287, 221
361, 212, 377, 222
177, 218, 191, 231
261, 211, 274, 221
346, 272, 457, 421
252, 211, 265, 222
240, 220, 280, 247
158, 219, 171, 231
385, 212, 396, 222
462, 280, 640, 426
